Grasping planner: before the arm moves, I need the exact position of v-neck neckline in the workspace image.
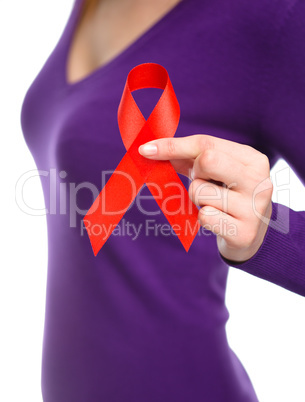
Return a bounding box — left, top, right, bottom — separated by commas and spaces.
62, 0, 190, 90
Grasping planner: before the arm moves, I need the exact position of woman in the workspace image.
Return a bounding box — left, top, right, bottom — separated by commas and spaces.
21, 0, 305, 400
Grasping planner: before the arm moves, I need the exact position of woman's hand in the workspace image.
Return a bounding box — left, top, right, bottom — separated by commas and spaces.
138, 134, 273, 263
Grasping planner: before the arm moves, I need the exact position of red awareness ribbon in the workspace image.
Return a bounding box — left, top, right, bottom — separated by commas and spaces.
83, 63, 199, 256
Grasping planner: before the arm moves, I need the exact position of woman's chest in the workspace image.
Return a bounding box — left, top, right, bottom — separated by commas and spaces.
21, 0, 274, 175
67, 0, 183, 84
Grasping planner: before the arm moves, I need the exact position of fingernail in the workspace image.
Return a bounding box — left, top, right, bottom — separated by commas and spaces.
190, 168, 195, 180
139, 143, 157, 156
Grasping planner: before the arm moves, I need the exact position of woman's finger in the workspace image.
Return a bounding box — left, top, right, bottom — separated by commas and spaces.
198, 206, 239, 242
138, 134, 259, 166
189, 178, 244, 218
192, 149, 250, 192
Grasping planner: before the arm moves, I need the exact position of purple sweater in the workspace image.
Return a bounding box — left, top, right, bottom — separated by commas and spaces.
21, 0, 305, 400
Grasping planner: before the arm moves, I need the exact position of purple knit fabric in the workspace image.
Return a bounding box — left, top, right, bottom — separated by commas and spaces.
21, 0, 305, 400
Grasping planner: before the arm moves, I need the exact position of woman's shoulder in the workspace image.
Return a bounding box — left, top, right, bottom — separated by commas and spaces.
191, 0, 298, 37
218, 0, 302, 53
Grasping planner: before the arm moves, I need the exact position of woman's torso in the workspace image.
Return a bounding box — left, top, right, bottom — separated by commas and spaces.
20, 0, 281, 400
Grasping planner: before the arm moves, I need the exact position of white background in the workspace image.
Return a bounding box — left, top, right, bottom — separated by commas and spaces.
0, 1, 305, 401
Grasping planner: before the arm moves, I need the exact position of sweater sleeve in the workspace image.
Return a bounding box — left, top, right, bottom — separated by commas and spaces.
219, 0, 305, 298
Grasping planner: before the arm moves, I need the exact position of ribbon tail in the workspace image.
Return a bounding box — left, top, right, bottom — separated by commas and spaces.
146, 163, 199, 252
83, 154, 145, 255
